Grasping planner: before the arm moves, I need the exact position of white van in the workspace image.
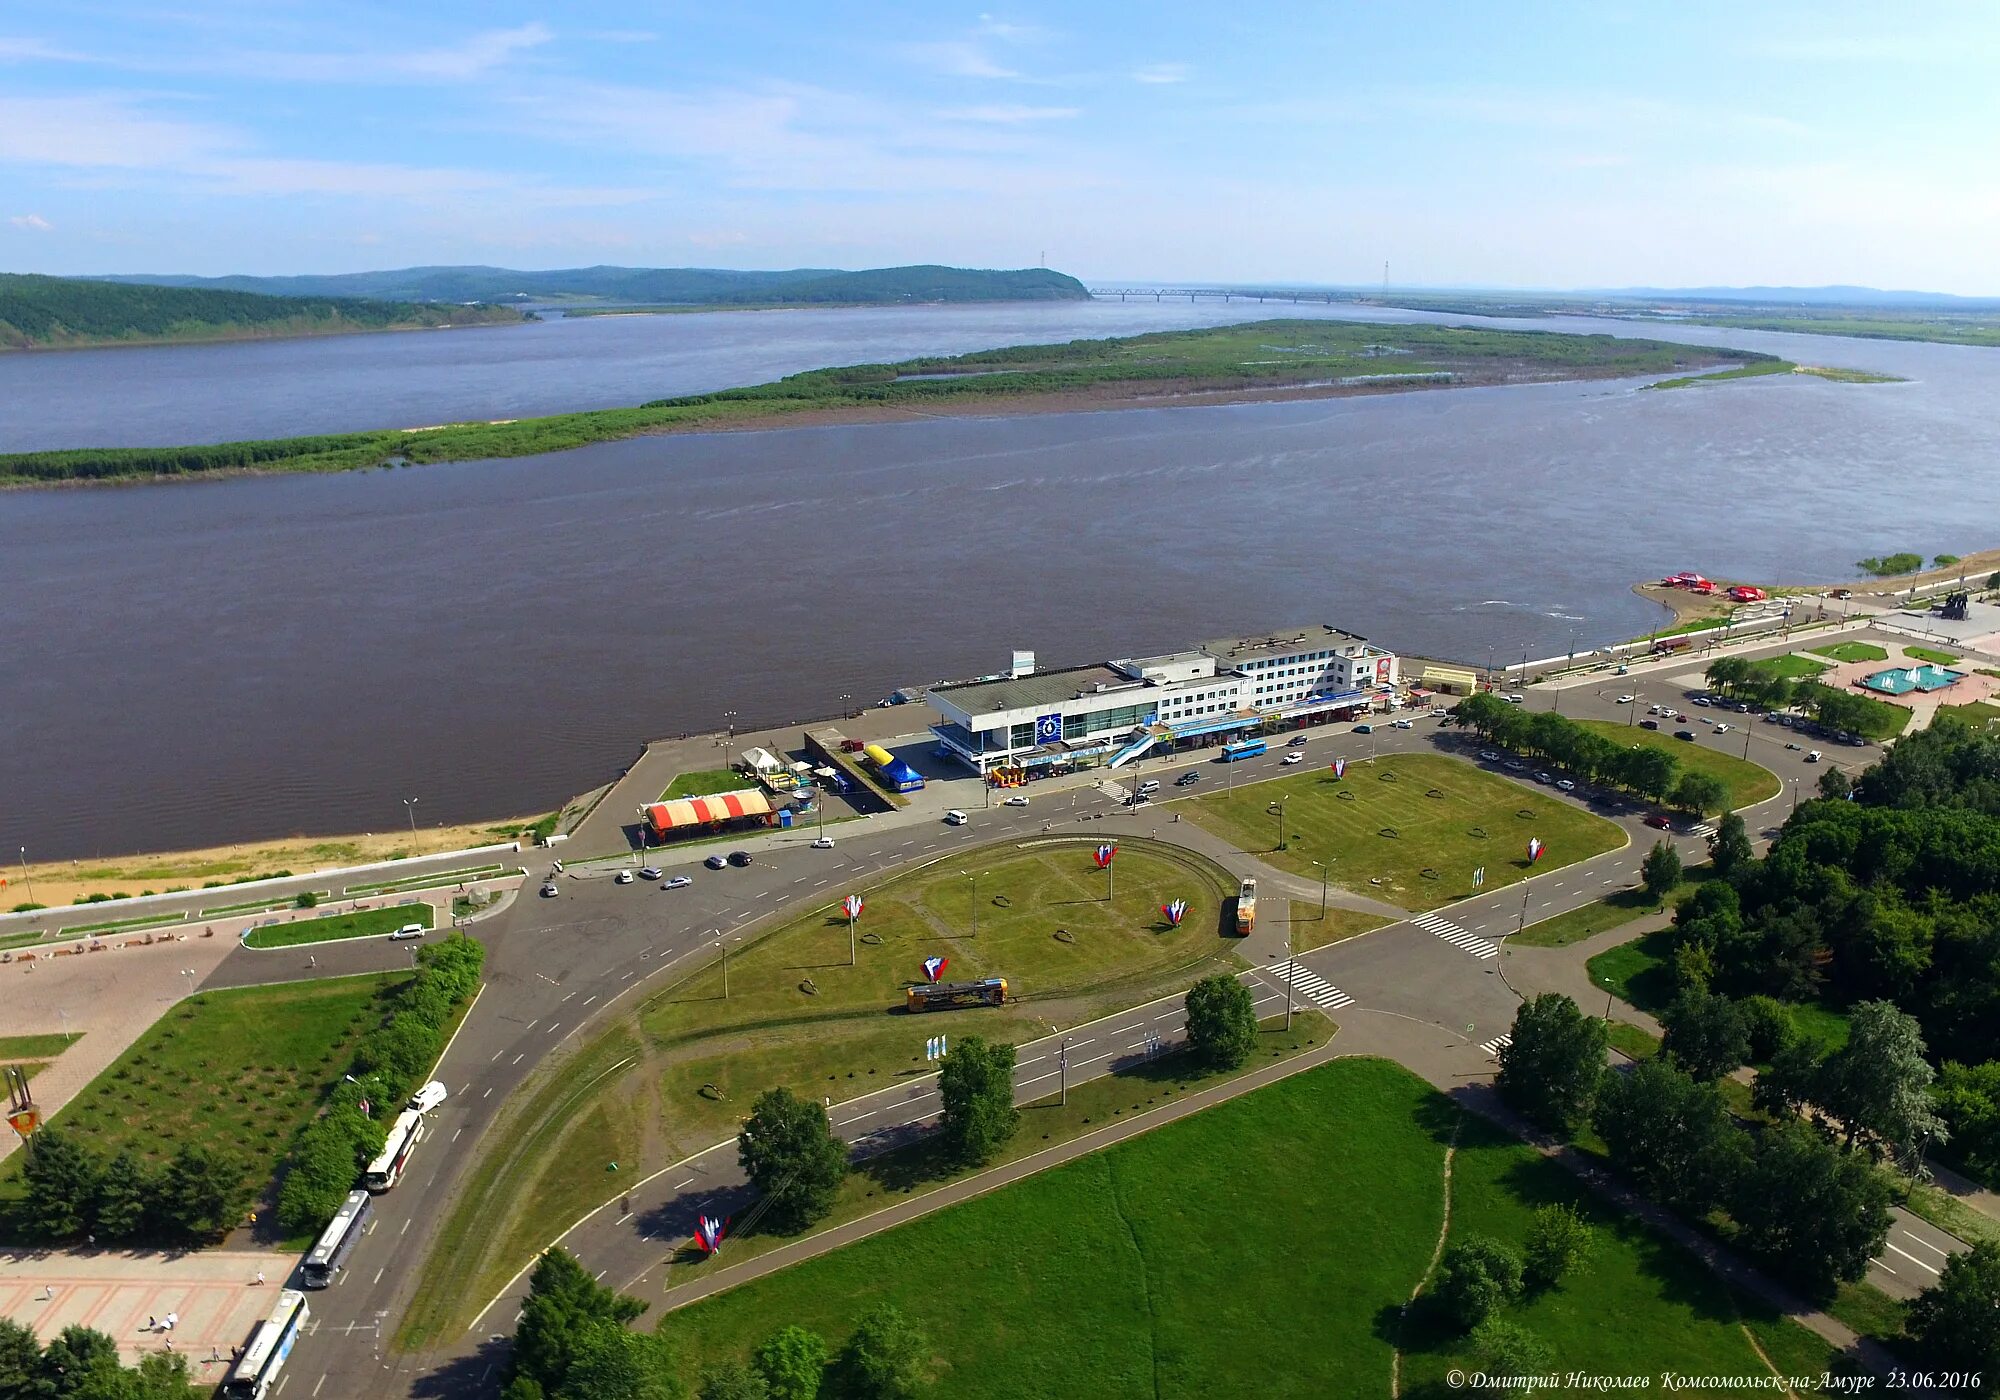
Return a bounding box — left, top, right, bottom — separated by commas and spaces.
1137, 779, 1160, 795
945, 810, 968, 825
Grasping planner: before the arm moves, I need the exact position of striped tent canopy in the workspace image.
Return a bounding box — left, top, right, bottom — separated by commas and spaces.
643, 789, 773, 833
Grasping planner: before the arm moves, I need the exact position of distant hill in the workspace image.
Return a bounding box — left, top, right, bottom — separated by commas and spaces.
0, 273, 524, 351
86, 263, 1092, 307
1588, 284, 2000, 310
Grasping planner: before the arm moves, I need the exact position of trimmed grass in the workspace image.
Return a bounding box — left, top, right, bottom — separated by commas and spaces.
1812, 641, 1890, 664
1842, 693, 1915, 742
665, 1058, 1833, 1396
661, 769, 752, 800
241, 902, 433, 949
0, 974, 403, 1214
1509, 878, 1695, 948
1937, 699, 2000, 730
1606, 1020, 1662, 1061
1751, 654, 1830, 681
1828, 1281, 1906, 1348
1284, 901, 1391, 955
1184, 752, 1626, 912
1587, 929, 1678, 1013
0, 1033, 79, 1060
1903, 646, 1961, 666
1573, 718, 1781, 811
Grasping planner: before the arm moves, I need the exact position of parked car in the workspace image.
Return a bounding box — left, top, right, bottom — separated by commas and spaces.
1784, 742, 1802, 751
1713, 723, 1731, 734
1282, 752, 1304, 765
388, 922, 426, 941
1639, 719, 1660, 730
1287, 735, 1310, 747
408, 1081, 448, 1113
1505, 759, 1527, 771
1675, 730, 1696, 741
614, 869, 634, 885
1354, 722, 1374, 733
638, 866, 663, 881
811, 836, 836, 849
540, 882, 560, 897
1534, 771, 1554, 784
1643, 813, 1673, 830
662, 874, 692, 889
704, 854, 728, 870
1556, 778, 1577, 792
727, 850, 753, 867
1505, 693, 1526, 704
1002, 794, 1030, 807
1478, 750, 1500, 761
1693, 697, 1712, 707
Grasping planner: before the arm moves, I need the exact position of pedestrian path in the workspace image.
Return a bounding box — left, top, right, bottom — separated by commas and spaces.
1687, 820, 1718, 840
1412, 911, 1499, 959
1270, 960, 1353, 1010
1480, 1034, 1512, 1057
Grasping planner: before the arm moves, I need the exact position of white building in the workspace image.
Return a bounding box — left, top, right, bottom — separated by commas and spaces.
927, 626, 1399, 776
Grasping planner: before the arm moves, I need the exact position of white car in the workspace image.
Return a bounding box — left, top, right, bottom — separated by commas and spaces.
811, 836, 835, 849
1281, 752, 1305, 765
1556, 778, 1577, 792
539, 882, 559, 897
1002, 795, 1030, 807
638, 867, 663, 881
1805, 750, 1823, 763
408, 1081, 447, 1114
1616, 695, 1635, 704
387, 922, 426, 941
614, 870, 635, 884
1391, 718, 1414, 729
1713, 723, 1731, 734
662, 874, 692, 890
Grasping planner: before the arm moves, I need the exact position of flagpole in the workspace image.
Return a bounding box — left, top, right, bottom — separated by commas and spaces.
848, 913, 856, 966
1060, 1037, 1070, 1106
1284, 918, 1294, 1031
1518, 879, 1530, 938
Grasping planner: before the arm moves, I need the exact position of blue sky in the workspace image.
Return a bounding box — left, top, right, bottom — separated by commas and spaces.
4, 2, 1998, 290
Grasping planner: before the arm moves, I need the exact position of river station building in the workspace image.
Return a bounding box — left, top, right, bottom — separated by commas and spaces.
927, 626, 1400, 778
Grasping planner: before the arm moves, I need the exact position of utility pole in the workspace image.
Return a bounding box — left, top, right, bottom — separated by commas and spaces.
1517, 880, 1531, 938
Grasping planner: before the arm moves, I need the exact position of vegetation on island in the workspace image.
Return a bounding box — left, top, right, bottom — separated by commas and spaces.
0, 271, 522, 350
1857, 552, 1926, 576
0, 320, 1764, 487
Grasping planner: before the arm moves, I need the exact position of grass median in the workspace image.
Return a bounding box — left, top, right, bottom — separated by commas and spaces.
241, 903, 433, 949
1182, 752, 1626, 911
1573, 718, 1780, 811
0, 1033, 79, 1060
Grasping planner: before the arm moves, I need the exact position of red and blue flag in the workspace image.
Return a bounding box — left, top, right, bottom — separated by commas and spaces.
841, 894, 864, 919
1162, 899, 1187, 926
696, 1215, 725, 1255
1094, 843, 1117, 868
1332, 757, 1347, 779
1527, 837, 1544, 863
923, 955, 948, 983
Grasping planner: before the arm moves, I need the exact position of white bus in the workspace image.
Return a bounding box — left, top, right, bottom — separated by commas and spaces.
222, 1289, 310, 1400
301, 1189, 372, 1289
361, 1109, 425, 1193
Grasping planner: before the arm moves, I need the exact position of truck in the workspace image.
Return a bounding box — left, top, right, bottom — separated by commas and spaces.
905, 977, 1008, 1013
1235, 877, 1257, 936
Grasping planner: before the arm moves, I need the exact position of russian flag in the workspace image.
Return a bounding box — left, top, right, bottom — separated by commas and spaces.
1527, 836, 1544, 863
696, 1215, 725, 1254
923, 955, 948, 983
841, 894, 864, 919
1162, 899, 1187, 926
1095, 843, 1118, 868
1333, 757, 1347, 779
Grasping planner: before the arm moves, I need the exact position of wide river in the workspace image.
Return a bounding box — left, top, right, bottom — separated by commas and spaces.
5, 301, 1996, 859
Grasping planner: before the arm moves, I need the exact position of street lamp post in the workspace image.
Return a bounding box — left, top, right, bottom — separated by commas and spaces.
1791, 778, 1800, 815
1272, 796, 1289, 852
710, 929, 728, 998
962, 870, 978, 938
180, 967, 196, 998
1059, 1037, 1071, 1106
1312, 859, 1328, 921
1627, 693, 1642, 726
17, 847, 32, 906
1284, 918, 1294, 1032
402, 797, 419, 837
722, 711, 738, 751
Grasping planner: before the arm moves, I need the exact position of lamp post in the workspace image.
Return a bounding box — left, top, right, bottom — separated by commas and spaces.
1284, 917, 1295, 1032
710, 929, 728, 998
17, 847, 32, 906
1627, 693, 1642, 727
180, 967, 196, 998
402, 797, 419, 837
1272, 796, 1290, 852
722, 711, 738, 750
1312, 859, 1328, 921
962, 870, 978, 939
1059, 1037, 1071, 1106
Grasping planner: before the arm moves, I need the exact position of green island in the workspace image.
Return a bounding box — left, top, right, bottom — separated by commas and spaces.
0, 320, 1771, 487
0, 271, 522, 351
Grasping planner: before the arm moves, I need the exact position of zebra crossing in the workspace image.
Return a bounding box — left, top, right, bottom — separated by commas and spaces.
1480, 1035, 1512, 1058
1272, 960, 1354, 1010
1687, 820, 1718, 840
1412, 911, 1500, 959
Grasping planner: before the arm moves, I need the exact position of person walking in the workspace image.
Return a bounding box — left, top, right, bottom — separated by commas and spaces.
253, 1269, 265, 1286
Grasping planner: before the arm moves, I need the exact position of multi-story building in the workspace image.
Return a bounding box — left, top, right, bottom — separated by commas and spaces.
926, 626, 1399, 777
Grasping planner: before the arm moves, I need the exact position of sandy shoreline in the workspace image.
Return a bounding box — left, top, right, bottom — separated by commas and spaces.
1629, 546, 2000, 630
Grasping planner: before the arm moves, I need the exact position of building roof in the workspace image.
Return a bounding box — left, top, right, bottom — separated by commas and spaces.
643, 789, 772, 832
930, 663, 1137, 715
1202, 626, 1367, 666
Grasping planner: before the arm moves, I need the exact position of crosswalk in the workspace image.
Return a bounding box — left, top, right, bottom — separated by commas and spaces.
1687, 821, 1718, 840
1271, 960, 1354, 1010
1480, 1035, 1512, 1057
1412, 911, 1500, 959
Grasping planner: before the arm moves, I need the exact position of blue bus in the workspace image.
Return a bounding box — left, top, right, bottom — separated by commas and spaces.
1219, 739, 1267, 762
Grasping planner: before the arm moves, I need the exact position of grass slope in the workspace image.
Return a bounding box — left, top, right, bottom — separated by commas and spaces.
241, 902, 433, 949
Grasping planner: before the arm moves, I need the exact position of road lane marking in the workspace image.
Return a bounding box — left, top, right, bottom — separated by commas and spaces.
512, 1053, 525, 1065
582, 995, 597, 1006
1896, 1231, 1950, 1258
483, 1087, 493, 1099
373, 1266, 385, 1285
400, 1218, 412, 1236
1886, 1242, 1942, 1275
675, 1177, 695, 1189
523, 1020, 537, 1032
546, 1023, 560, 1034
452, 1127, 463, 1142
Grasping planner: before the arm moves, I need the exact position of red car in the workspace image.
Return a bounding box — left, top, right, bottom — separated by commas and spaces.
1643, 814, 1674, 830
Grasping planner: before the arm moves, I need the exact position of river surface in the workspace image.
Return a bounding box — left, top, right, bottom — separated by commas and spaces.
5, 302, 1996, 859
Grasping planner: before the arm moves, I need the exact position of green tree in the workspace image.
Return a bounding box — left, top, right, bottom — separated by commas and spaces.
1731, 1119, 1893, 1298
1495, 994, 1608, 1136
753, 1325, 829, 1400
1672, 770, 1730, 817
1661, 988, 1750, 1082
1934, 1061, 2000, 1181
563, 1318, 685, 1400
699, 1359, 772, 1400
1469, 1319, 1554, 1398
937, 1036, 1018, 1167
1641, 840, 1682, 902
20, 1128, 102, 1240
509, 1249, 647, 1398
838, 1304, 932, 1400
1904, 1239, 2000, 1375
0, 1319, 41, 1400
1522, 1202, 1595, 1290
1184, 973, 1258, 1071
156, 1141, 249, 1239
1752, 1038, 1826, 1121
737, 1088, 848, 1234
1433, 1237, 1523, 1331
1707, 811, 1754, 877
93, 1150, 152, 1241
1736, 995, 1794, 1063
1816, 766, 1852, 802
38, 1324, 125, 1397
1594, 1058, 1745, 1216
1818, 1000, 1947, 1160
130, 1351, 195, 1400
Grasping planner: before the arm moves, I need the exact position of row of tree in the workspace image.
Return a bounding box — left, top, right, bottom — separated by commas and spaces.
0, 1319, 192, 1399
1702, 657, 1897, 738
17, 1131, 249, 1245
1450, 692, 1730, 814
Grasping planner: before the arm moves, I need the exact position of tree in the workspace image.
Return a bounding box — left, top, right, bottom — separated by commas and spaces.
93, 1150, 152, 1240
1184, 973, 1258, 1071
1671, 771, 1730, 817
1818, 1000, 1947, 1161
156, 1141, 248, 1240
1660, 988, 1750, 1082
0, 1319, 41, 1400
1817, 766, 1853, 801
753, 1326, 829, 1400
1905, 1239, 2000, 1375
700, 1360, 772, 1400
38, 1325, 125, 1398
1731, 1119, 1892, 1298
1594, 1058, 1745, 1216
1469, 1319, 1554, 1398
562, 1318, 685, 1400
1523, 1203, 1595, 1290
838, 1304, 931, 1400
20, 1128, 102, 1240
1641, 841, 1682, 903
1736, 995, 1793, 1063
1934, 1061, 2000, 1182
937, 1036, 1018, 1167
1495, 994, 1608, 1137
1752, 1037, 1826, 1122
1707, 811, 1754, 877
1433, 1237, 1523, 1331
510, 1249, 647, 1399
129, 1352, 195, 1400
737, 1088, 848, 1234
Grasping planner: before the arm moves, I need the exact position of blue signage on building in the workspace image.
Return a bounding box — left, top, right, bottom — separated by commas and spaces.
1034, 712, 1063, 743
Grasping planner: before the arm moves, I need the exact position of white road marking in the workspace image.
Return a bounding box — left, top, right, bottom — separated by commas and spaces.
1412, 911, 1500, 959
676, 1177, 695, 1189
1898, 1232, 1950, 1258
1481, 1035, 1513, 1057
512, 1053, 525, 1065
523, 1020, 537, 1032
452, 1127, 463, 1142
400, 1218, 412, 1236
582, 995, 597, 1007
546, 1023, 560, 1035
1270, 961, 1353, 1010
483, 1087, 493, 1099
1886, 1242, 1942, 1275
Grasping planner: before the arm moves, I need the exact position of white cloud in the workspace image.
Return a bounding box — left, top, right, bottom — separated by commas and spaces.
0, 35, 90, 62
938, 104, 1078, 124
900, 40, 1019, 79
392, 22, 552, 81
975, 15, 1055, 43
1130, 63, 1189, 84
8, 213, 52, 230
0, 93, 240, 169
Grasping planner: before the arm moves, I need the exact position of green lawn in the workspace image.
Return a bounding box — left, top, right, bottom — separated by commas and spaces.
1903, 646, 1962, 666
1573, 719, 1780, 811
1587, 929, 1678, 1013
1812, 641, 1889, 664
0, 974, 403, 1211
1508, 877, 1698, 949
0, 1033, 80, 1060
1938, 699, 2000, 730
664, 1058, 1830, 1397
1286, 901, 1392, 955
1183, 753, 1626, 911
1646, 358, 1797, 391
1606, 1021, 1663, 1061
241, 902, 433, 949
1750, 654, 1830, 681
661, 769, 752, 800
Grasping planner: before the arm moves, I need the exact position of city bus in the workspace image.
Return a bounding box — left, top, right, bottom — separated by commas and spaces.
361, 1109, 425, 1193
301, 1190, 372, 1289
221, 1289, 310, 1400
1219, 738, 1267, 762
1235, 877, 1258, 936
905, 977, 1008, 1013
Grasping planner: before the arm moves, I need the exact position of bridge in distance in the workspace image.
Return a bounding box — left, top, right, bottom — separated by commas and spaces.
1088, 286, 1362, 303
